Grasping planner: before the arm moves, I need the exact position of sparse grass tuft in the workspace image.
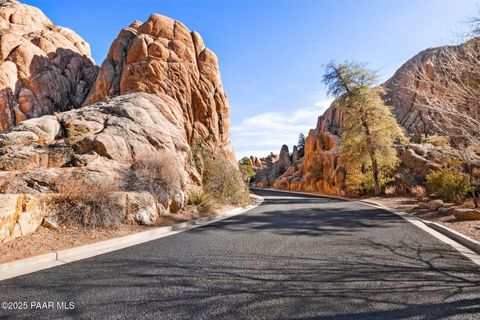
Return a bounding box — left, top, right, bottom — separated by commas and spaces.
410, 185, 427, 200
188, 188, 215, 213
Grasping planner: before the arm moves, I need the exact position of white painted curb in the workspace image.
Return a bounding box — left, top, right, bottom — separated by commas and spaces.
0, 195, 264, 281
422, 221, 480, 253
254, 188, 480, 266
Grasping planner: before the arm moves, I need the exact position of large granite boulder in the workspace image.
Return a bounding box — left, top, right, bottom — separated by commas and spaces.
84, 14, 234, 162
0, 92, 195, 193
384, 39, 480, 139
0, 0, 98, 132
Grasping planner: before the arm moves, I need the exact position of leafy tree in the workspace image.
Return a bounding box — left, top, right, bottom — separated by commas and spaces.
297, 133, 306, 157
323, 61, 407, 195
238, 156, 255, 183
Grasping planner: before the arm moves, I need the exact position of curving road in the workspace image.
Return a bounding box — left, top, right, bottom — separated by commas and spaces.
1, 189, 480, 319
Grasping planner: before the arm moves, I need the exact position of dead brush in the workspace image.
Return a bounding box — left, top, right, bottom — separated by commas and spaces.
48, 175, 123, 228
203, 154, 251, 206
188, 188, 216, 214
126, 152, 185, 207
410, 185, 427, 200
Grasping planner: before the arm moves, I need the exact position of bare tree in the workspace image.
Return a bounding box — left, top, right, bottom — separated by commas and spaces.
404, 39, 480, 206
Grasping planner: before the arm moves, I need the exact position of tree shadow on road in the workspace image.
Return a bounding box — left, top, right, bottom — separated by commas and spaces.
1, 191, 480, 319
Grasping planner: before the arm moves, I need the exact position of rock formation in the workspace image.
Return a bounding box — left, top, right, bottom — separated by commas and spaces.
0, 0, 98, 132
384, 39, 480, 139
84, 14, 234, 161
0, 4, 237, 242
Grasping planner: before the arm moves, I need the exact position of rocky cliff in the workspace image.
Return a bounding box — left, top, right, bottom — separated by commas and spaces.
84, 14, 234, 161
0, 0, 98, 132
0, 3, 236, 242
384, 39, 480, 139
253, 40, 480, 194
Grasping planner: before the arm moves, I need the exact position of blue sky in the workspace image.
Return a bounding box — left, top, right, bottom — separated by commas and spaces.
24, 0, 478, 159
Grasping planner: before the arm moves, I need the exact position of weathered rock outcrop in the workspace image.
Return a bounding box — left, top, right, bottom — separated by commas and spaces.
0, 92, 195, 241
0, 193, 42, 242
0, 0, 98, 132
84, 13, 234, 161
0, 7, 237, 241
384, 39, 480, 138
0, 92, 193, 196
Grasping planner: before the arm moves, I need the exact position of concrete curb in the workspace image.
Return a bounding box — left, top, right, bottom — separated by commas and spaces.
422, 221, 480, 253
254, 188, 480, 265
0, 195, 264, 281
354, 197, 480, 256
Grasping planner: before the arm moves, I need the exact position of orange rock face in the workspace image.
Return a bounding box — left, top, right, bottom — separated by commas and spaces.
84, 14, 234, 161
253, 106, 346, 195
0, 0, 98, 132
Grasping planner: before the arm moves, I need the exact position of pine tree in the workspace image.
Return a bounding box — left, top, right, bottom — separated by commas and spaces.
297, 133, 306, 157
323, 61, 407, 195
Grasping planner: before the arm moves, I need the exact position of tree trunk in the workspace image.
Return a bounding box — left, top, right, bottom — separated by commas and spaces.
371, 155, 382, 196
362, 117, 382, 195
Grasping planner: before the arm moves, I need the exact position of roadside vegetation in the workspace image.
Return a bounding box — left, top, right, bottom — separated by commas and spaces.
127, 153, 185, 207
203, 154, 251, 207
47, 175, 123, 228
47, 150, 252, 229
426, 159, 472, 203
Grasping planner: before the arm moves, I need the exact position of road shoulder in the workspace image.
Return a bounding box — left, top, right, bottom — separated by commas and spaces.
0, 195, 264, 281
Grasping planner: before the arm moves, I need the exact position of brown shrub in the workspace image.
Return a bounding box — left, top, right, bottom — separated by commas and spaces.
126, 152, 185, 208
307, 159, 324, 181
203, 154, 251, 206
384, 186, 396, 196
410, 185, 427, 199
48, 174, 123, 228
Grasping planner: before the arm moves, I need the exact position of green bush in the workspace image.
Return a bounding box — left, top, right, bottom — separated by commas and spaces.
203, 154, 251, 206
362, 172, 395, 194
426, 168, 471, 202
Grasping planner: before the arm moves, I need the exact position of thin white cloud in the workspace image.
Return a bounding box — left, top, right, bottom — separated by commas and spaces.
232, 97, 333, 159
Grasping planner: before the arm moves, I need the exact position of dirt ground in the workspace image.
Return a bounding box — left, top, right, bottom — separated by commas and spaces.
0, 205, 220, 264
367, 196, 480, 242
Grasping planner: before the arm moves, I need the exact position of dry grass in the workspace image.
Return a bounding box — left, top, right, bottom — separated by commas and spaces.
126, 152, 184, 207
203, 154, 251, 206
410, 185, 427, 200
47, 174, 123, 228
384, 186, 396, 196
188, 188, 215, 213
422, 135, 450, 147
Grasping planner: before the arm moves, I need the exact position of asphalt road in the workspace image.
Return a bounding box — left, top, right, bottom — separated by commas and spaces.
1, 189, 479, 319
